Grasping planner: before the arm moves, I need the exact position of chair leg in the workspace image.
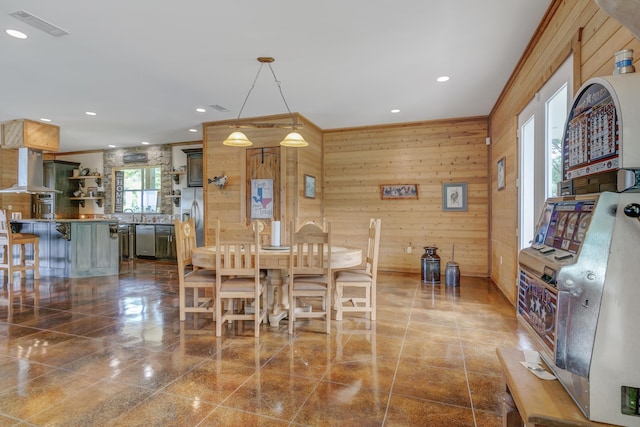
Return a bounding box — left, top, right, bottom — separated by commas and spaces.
335, 282, 343, 321
215, 299, 222, 336
32, 241, 39, 280
179, 284, 186, 321
326, 288, 331, 334
288, 291, 294, 335
371, 283, 376, 321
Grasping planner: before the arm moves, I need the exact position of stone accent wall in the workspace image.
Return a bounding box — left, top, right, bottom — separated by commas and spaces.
103, 145, 172, 214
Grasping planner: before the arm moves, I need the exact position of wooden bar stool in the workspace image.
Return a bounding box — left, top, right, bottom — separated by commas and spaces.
0, 210, 40, 280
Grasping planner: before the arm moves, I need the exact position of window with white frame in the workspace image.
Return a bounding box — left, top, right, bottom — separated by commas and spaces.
518, 55, 572, 249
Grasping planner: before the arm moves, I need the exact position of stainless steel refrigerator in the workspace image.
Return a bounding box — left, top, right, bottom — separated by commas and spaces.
180, 187, 204, 247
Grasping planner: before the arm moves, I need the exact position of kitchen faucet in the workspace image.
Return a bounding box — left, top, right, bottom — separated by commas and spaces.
123, 209, 140, 223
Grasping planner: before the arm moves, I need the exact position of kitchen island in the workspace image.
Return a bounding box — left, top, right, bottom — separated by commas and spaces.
10, 218, 119, 278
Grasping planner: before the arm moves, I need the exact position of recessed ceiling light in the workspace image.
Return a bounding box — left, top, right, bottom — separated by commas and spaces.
189, 128, 198, 133
85, 111, 97, 116
436, 76, 450, 83
391, 109, 400, 114
196, 108, 206, 113
6, 29, 27, 39
141, 141, 150, 145
40, 118, 51, 122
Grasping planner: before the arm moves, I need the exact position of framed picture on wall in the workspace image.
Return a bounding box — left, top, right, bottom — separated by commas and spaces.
380, 184, 419, 200
304, 174, 316, 199
497, 157, 506, 191
442, 182, 467, 211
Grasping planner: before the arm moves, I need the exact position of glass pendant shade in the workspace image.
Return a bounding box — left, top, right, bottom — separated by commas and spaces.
223, 131, 253, 147
280, 132, 308, 147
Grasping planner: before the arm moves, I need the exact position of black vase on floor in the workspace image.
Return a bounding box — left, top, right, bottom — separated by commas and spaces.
421, 246, 441, 284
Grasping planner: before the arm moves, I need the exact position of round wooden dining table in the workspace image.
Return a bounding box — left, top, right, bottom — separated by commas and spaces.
192, 245, 362, 326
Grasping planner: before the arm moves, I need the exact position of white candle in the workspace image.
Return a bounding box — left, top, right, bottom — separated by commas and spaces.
271, 221, 281, 246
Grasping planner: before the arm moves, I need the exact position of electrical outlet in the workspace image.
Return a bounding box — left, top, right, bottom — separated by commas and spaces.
7, 205, 12, 210
407, 246, 412, 254
500, 256, 503, 265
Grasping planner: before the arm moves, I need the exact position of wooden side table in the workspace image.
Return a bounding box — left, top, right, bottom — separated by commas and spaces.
496, 348, 617, 427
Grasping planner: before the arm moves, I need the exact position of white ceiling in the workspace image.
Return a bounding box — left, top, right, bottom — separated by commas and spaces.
0, 1, 552, 153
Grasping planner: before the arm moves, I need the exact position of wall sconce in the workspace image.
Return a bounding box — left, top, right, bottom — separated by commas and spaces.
208, 175, 228, 189
222, 57, 308, 148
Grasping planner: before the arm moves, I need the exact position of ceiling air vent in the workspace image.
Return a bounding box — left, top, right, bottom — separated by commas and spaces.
210, 104, 230, 112
9, 10, 69, 37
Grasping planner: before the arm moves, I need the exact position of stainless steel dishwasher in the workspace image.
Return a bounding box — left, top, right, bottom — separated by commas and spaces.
154, 225, 176, 260
135, 224, 155, 257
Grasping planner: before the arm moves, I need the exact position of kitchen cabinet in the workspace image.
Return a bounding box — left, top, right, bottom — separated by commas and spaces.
32, 160, 80, 219
155, 225, 176, 260
119, 224, 134, 259
11, 219, 119, 278
183, 148, 203, 187
72, 222, 119, 276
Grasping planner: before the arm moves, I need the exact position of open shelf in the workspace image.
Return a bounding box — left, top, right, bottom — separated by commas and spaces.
167, 171, 186, 184
70, 175, 103, 186
70, 197, 104, 208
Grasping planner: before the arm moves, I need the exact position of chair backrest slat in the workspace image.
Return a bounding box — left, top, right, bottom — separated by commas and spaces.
0, 210, 10, 244
216, 220, 260, 278
365, 218, 382, 277
174, 218, 198, 275
290, 221, 331, 276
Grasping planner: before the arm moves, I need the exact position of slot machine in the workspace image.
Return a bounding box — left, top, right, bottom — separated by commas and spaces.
518, 73, 640, 426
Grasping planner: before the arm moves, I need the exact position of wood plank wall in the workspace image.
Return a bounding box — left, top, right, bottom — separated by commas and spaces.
489, 0, 640, 303
0, 149, 31, 216
202, 113, 323, 244
323, 117, 489, 276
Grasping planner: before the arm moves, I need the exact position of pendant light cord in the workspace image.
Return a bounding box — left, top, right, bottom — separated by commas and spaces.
235, 62, 298, 128
266, 63, 298, 127
236, 63, 265, 121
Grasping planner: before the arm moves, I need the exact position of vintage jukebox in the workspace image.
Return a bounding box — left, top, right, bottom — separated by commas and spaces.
518, 73, 640, 426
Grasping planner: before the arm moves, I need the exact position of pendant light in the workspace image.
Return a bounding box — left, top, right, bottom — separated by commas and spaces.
280, 132, 308, 147
222, 57, 308, 147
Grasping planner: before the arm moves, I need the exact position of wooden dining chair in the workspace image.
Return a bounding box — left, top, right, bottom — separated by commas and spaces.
174, 218, 216, 322
288, 220, 332, 335
334, 218, 381, 321
215, 220, 267, 337
0, 210, 40, 280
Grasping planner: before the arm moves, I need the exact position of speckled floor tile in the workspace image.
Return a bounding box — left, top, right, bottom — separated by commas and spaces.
261, 343, 332, 380
27, 378, 154, 426
0, 357, 54, 393
324, 356, 397, 393
384, 394, 476, 426
160, 357, 257, 404
223, 370, 318, 420
7, 333, 104, 367
293, 380, 389, 426
0, 369, 99, 420
200, 405, 289, 426
111, 350, 205, 390
393, 362, 471, 407
466, 371, 505, 414
108, 391, 216, 427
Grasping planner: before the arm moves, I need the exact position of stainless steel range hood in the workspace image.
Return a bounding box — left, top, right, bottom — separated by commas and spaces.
0, 147, 60, 194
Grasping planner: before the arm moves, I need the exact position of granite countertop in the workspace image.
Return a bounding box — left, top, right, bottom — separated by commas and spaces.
118, 221, 175, 225
11, 218, 119, 223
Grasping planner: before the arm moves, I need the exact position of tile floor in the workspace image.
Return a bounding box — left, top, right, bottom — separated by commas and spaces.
0, 260, 538, 426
